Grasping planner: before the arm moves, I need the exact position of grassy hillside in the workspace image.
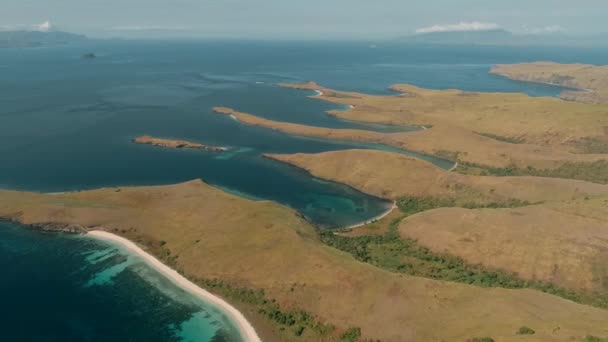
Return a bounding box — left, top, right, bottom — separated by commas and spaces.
267, 149, 608, 293
491, 62, 608, 105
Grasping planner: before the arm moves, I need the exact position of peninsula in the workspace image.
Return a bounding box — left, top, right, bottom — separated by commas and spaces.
133, 135, 226, 152
491, 62, 608, 104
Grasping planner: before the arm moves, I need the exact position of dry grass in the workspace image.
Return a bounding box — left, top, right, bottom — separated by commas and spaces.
2, 181, 608, 341
281, 80, 608, 151
491, 62, 608, 104
399, 197, 608, 292
266, 149, 608, 203
268, 149, 608, 294
215, 107, 608, 169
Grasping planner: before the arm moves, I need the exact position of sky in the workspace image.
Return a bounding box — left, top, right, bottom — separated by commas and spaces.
2, 0, 608, 38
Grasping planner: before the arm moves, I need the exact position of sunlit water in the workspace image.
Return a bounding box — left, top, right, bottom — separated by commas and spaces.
1, 40, 607, 341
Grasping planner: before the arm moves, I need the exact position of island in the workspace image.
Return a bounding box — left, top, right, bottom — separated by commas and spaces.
132, 135, 226, 152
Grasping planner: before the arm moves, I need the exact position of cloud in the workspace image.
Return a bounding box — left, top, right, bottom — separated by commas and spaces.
416, 21, 500, 34
111, 25, 187, 31
520, 25, 565, 34
0, 21, 54, 32
36, 21, 53, 32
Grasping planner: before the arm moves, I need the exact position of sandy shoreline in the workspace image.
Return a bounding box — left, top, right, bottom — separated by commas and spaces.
342, 201, 397, 230
313, 90, 324, 97
448, 161, 459, 172
88, 230, 262, 342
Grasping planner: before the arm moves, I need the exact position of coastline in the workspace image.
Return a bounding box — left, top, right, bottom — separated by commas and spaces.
87, 230, 262, 342
448, 161, 459, 172
341, 201, 397, 230
491, 72, 595, 93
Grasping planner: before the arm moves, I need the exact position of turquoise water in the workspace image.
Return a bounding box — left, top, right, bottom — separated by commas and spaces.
1, 40, 607, 341
0, 221, 242, 341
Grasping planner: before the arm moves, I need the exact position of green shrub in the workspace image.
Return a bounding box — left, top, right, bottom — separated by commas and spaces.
477, 132, 525, 144
340, 327, 362, 342
468, 337, 494, 342
196, 278, 334, 339
320, 197, 608, 310
457, 161, 608, 184
517, 326, 535, 335
584, 336, 608, 342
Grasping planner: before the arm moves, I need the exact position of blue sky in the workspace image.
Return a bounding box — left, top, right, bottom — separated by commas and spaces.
2, 0, 607, 38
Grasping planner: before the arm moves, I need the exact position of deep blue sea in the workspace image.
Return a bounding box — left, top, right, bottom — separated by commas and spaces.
1, 40, 607, 341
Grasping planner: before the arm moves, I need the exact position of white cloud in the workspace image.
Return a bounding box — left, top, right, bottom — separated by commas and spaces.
520, 25, 565, 34
0, 21, 54, 32
416, 21, 500, 34
111, 25, 187, 31
36, 21, 53, 32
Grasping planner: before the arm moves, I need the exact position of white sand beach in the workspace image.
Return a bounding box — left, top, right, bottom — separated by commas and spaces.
448, 161, 459, 172
88, 230, 262, 342
342, 201, 397, 230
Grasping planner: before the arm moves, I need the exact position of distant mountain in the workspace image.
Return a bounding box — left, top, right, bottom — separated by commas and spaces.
399, 29, 602, 47
0, 30, 87, 48
404, 29, 514, 45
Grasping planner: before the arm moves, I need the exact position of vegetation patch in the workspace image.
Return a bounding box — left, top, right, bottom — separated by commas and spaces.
339, 327, 362, 342
584, 336, 608, 342
321, 197, 608, 309
195, 278, 343, 340
477, 132, 525, 144
468, 337, 494, 342
456, 160, 608, 184
572, 137, 608, 154
516, 326, 535, 335
397, 196, 531, 215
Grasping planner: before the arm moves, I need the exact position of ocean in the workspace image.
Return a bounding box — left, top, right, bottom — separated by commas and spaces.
1, 39, 607, 341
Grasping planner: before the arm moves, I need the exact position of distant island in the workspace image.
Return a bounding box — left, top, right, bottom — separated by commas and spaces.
133, 135, 226, 152
82, 53, 96, 59
0, 30, 87, 48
